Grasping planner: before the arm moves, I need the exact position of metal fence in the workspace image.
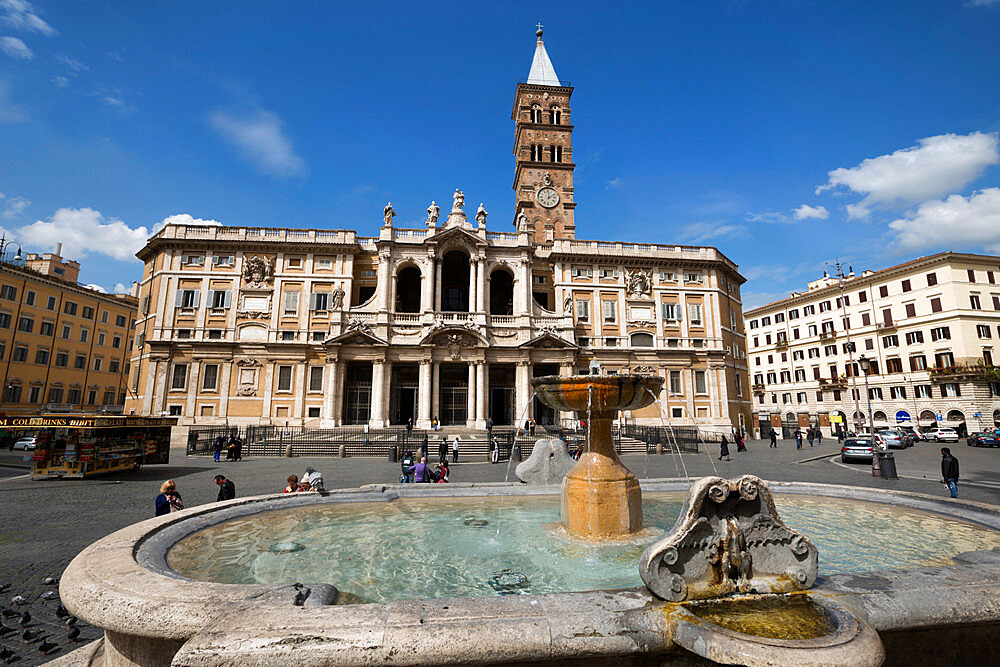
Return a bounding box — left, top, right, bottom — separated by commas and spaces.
614, 424, 702, 453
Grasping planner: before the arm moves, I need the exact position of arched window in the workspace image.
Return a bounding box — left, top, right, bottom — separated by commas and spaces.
550, 106, 561, 124
531, 105, 542, 123
873, 410, 888, 422
395, 266, 422, 313
551, 145, 563, 162
530, 144, 543, 161
630, 332, 654, 347
489, 268, 514, 315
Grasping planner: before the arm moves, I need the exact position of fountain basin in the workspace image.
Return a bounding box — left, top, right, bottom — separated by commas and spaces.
60, 481, 1000, 666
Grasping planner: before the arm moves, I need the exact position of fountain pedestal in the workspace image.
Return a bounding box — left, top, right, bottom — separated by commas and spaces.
531, 375, 663, 539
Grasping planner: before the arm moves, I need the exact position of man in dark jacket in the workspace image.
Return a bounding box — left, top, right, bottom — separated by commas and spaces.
941, 448, 960, 498
769, 430, 777, 448
214, 474, 236, 501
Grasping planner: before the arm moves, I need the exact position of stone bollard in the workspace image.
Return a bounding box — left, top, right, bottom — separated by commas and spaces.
339, 444, 346, 458
285, 443, 293, 458
656, 442, 663, 455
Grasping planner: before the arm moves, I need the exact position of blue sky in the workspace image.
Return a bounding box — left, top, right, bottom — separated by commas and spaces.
1, 1, 999, 306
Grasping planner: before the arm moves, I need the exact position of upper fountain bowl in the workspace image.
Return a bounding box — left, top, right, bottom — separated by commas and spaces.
531, 374, 664, 415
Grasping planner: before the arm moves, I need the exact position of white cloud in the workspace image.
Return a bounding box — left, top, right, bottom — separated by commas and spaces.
103, 95, 124, 107
1, 35, 31, 59
605, 177, 624, 190
84, 283, 107, 293
793, 204, 829, 220
0, 0, 56, 36
889, 187, 1000, 253
17, 207, 150, 262
209, 109, 307, 179
54, 53, 87, 71
0, 193, 29, 218
817, 132, 1000, 218
966, 0, 999, 6
113, 282, 130, 295
680, 221, 748, 244
0, 80, 26, 122
152, 213, 223, 234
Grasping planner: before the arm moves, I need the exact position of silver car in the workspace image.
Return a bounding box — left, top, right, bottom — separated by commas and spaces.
929, 428, 960, 442
877, 430, 905, 449
841, 437, 875, 462
12, 437, 36, 450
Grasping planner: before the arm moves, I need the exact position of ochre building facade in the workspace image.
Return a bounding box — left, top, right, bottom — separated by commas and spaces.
125, 30, 751, 434
0, 250, 137, 415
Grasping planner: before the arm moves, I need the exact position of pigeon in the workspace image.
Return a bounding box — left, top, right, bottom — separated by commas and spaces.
9, 597, 25, 606
38, 639, 58, 654
21, 627, 42, 642
41, 577, 58, 586
55, 604, 68, 618
64, 616, 77, 628
0, 583, 8, 592
18, 611, 30, 627
67, 626, 80, 641
0, 608, 14, 619
0, 622, 14, 636
40, 591, 58, 601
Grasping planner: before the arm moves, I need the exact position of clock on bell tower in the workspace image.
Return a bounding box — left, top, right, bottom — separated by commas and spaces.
512, 26, 575, 244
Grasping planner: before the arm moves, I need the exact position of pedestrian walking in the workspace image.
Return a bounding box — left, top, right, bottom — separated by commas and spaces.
451, 435, 460, 463
719, 436, 731, 461
524, 419, 531, 435
212, 435, 225, 462
816, 429, 823, 446
941, 448, 960, 499
769, 430, 777, 448
232, 435, 243, 461
795, 430, 803, 450
807, 428, 815, 447
432, 416, 439, 432
225, 433, 236, 460
154, 480, 184, 516
736, 431, 747, 452
214, 474, 236, 502
529, 419, 536, 436
438, 436, 448, 463
490, 437, 499, 464
406, 417, 413, 436
486, 417, 493, 439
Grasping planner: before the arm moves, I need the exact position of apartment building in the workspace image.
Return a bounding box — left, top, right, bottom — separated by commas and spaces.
124, 30, 751, 433
0, 247, 138, 415
744, 252, 1000, 438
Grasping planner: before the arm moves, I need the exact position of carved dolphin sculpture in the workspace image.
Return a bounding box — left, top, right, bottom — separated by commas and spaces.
639, 475, 818, 601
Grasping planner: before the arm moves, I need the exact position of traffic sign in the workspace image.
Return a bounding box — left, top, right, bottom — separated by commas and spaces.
973, 412, 983, 418
936, 413, 943, 421
895, 410, 910, 423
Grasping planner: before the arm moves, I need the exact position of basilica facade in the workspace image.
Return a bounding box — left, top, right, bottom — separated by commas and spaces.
125, 30, 751, 434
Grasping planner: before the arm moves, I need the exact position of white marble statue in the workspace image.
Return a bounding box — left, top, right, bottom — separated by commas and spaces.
476, 202, 488, 228
452, 189, 465, 213
383, 202, 396, 227
426, 201, 440, 225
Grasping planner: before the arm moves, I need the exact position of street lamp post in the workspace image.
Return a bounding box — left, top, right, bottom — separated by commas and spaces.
858, 354, 880, 475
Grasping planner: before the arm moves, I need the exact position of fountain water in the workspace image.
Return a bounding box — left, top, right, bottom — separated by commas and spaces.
531, 374, 663, 539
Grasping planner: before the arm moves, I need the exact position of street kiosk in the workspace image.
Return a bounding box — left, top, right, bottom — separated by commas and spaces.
0, 415, 176, 479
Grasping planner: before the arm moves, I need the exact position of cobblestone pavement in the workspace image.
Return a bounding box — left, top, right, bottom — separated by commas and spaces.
0, 440, 997, 665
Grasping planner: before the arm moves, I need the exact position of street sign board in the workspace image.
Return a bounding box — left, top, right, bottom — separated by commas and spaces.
895, 410, 910, 423
973, 412, 983, 418
936, 413, 943, 421
831, 415, 843, 423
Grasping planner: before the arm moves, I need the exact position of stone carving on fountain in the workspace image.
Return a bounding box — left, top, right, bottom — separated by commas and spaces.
515, 438, 575, 485
639, 474, 818, 602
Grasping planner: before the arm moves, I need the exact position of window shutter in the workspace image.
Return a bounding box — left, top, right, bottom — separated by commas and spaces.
224, 290, 231, 308
192, 291, 200, 308
208, 290, 217, 306
309, 293, 317, 311
175, 291, 183, 307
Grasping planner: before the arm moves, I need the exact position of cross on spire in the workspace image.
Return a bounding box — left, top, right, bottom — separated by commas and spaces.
535, 22, 543, 32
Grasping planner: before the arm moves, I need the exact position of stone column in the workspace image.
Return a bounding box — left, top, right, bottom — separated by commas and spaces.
421, 260, 434, 313
417, 359, 432, 428
376, 251, 391, 312
370, 358, 387, 427
219, 362, 231, 418
558, 362, 575, 424
475, 361, 488, 428
476, 258, 486, 313
431, 361, 441, 424
434, 260, 443, 313
262, 362, 275, 423
185, 361, 201, 417
515, 360, 532, 425
295, 360, 307, 422
323, 357, 338, 424
466, 362, 476, 428
333, 361, 345, 427
467, 259, 477, 315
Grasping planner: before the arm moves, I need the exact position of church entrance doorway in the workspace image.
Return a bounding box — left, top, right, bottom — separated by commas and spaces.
489, 364, 514, 425
439, 363, 468, 425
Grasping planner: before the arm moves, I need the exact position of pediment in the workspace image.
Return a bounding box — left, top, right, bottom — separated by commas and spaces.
518, 332, 578, 349
419, 326, 488, 347
326, 329, 387, 347
431, 225, 486, 248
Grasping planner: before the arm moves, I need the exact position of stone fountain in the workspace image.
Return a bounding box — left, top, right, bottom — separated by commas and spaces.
530, 374, 662, 538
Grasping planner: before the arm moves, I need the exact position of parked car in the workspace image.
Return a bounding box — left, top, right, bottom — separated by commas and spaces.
967, 432, 1000, 448
12, 437, 36, 450
927, 428, 960, 442
876, 429, 911, 449
841, 437, 876, 462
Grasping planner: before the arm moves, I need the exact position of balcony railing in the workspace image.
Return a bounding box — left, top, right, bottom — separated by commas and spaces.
819, 330, 837, 340
928, 364, 1000, 382
752, 383, 765, 393
875, 321, 896, 332
818, 377, 848, 389
775, 338, 788, 349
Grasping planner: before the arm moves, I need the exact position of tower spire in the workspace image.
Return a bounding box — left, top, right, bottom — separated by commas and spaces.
526, 25, 561, 86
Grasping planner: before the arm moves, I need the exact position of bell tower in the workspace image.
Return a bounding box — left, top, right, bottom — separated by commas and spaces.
512, 26, 575, 244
